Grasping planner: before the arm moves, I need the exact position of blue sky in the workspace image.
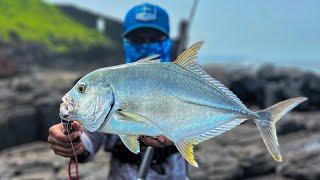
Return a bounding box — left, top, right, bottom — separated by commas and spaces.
46, 0, 320, 69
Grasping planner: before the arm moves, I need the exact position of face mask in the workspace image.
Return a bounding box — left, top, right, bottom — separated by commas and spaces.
124, 38, 172, 63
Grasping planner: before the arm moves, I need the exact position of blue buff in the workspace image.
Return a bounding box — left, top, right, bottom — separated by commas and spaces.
124, 38, 172, 63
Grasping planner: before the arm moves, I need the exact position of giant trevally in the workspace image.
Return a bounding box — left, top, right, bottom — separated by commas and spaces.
59, 42, 307, 167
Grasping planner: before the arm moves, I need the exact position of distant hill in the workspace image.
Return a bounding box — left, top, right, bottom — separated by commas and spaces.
57, 4, 123, 49
0, 0, 111, 52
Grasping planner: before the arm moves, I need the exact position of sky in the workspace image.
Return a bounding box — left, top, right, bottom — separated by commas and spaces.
46, 0, 320, 70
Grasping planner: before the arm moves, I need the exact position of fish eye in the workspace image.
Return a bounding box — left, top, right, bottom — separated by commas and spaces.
77, 83, 86, 93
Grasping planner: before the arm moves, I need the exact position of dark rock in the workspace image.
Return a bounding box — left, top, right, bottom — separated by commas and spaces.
189, 143, 244, 180
0, 106, 38, 150
238, 146, 277, 178
278, 133, 320, 180
205, 64, 320, 111
277, 118, 307, 135
11, 76, 36, 93
229, 73, 264, 108
257, 64, 289, 82
0, 71, 79, 150
279, 152, 320, 180
301, 72, 320, 111
0, 142, 110, 180
0, 55, 17, 78
34, 96, 61, 141
278, 112, 320, 133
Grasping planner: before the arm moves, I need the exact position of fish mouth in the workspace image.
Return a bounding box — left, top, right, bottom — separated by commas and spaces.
59, 94, 115, 131
59, 95, 74, 120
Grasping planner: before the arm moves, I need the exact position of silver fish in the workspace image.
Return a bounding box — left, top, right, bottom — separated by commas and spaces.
60, 42, 307, 167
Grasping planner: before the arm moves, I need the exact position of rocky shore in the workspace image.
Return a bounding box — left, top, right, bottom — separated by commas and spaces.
0, 142, 111, 179
0, 63, 319, 179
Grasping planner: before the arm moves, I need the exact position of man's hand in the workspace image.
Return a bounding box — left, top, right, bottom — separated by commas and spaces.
48, 121, 85, 157
140, 135, 173, 148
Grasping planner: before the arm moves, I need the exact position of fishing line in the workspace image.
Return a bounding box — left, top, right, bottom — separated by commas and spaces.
60, 118, 79, 180
66, 126, 79, 180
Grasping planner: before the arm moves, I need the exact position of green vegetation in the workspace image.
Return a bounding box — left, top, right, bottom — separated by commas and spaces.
0, 0, 110, 52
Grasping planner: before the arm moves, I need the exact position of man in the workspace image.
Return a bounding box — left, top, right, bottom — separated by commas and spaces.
48, 3, 187, 179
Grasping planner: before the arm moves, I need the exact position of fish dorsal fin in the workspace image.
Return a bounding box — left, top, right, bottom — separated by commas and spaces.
136, 54, 160, 63
175, 140, 198, 167
174, 41, 247, 109
119, 135, 140, 154
174, 41, 203, 66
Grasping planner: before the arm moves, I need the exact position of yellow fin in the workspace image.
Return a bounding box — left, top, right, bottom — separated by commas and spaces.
117, 110, 167, 134
174, 41, 203, 67
117, 110, 146, 121
175, 141, 198, 167
119, 135, 140, 154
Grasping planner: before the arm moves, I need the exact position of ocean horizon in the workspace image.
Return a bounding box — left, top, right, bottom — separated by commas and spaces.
199, 54, 320, 74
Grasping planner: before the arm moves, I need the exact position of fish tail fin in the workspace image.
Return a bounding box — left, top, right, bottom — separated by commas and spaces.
254, 97, 307, 162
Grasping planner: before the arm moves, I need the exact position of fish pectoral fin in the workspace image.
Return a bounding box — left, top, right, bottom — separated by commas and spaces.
119, 135, 140, 154
118, 110, 167, 133
175, 140, 198, 167
117, 109, 147, 122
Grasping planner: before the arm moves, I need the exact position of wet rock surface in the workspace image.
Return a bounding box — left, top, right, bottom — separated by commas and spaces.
0, 142, 110, 180
205, 64, 320, 111
0, 70, 80, 150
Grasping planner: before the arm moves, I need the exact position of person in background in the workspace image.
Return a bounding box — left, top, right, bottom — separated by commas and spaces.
48, 3, 187, 180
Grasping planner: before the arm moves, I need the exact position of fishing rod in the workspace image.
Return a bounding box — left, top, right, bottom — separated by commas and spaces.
176, 0, 199, 55
137, 146, 155, 180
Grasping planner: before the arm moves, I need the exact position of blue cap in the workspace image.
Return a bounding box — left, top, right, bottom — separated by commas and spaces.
123, 3, 170, 37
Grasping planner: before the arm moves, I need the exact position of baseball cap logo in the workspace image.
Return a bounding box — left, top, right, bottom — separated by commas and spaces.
135, 4, 157, 21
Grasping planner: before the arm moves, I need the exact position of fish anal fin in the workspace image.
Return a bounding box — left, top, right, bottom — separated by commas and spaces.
119, 135, 140, 154
175, 119, 246, 167
175, 140, 198, 167
187, 118, 246, 145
